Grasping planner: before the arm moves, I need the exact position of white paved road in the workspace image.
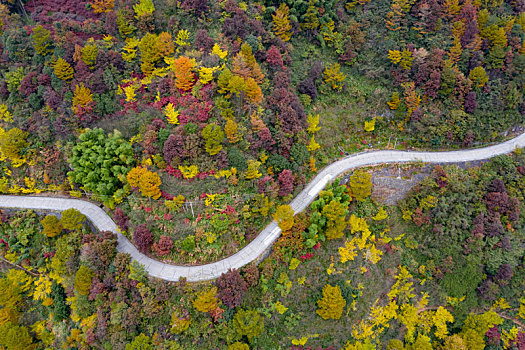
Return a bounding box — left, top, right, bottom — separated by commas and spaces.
2, 132, 525, 282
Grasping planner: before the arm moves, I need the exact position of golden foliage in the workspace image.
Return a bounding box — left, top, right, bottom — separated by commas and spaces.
90, 0, 115, 14
157, 32, 175, 57
316, 284, 346, 320
126, 167, 162, 199
81, 43, 98, 66
469, 66, 488, 88
179, 165, 199, 179
307, 114, 321, 134
133, 0, 154, 19
387, 92, 401, 110
72, 83, 94, 115
193, 287, 218, 313
244, 77, 263, 104
245, 160, 262, 180
212, 44, 228, 60
164, 103, 179, 125
273, 205, 295, 232
225, 118, 241, 144
0, 127, 28, 166
272, 3, 292, 41
324, 63, 346, 90
54, 58, 74, 81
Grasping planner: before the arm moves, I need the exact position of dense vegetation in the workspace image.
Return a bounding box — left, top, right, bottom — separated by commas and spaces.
3, 153, 525, 348
0, 0, 524, 348
0, 0, 522, 262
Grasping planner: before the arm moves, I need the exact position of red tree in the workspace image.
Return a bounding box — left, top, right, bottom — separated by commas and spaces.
216, 268, 248, 309
133, 224, 153, 253
153, 235, 174, 256
278, 169, 294, 197
266, 46, 284, 69
114, 208, 129, 232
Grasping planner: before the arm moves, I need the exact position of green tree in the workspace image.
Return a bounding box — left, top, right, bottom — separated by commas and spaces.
32, 25, 53, 56
0, 322, 35, 350
125, 333, 152, 350
202, 123, 224, 156
74, 265, 94, 296
349, 170, 372, 201
233, 309, 264, 342
59, 208, 86, 231
68, 128, 135, 199
51, 282, 70, 322
0, 128, 29, 165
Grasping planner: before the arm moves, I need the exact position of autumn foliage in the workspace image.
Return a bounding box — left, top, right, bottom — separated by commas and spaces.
316, 284, 346, 320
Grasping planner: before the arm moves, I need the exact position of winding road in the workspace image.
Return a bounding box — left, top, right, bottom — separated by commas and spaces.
2, 132, 525, 282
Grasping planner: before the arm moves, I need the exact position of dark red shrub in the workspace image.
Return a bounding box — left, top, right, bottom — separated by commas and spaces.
133, 224, 153, 253
194, 29, 214, 52
153, 235, 174, 256
216, 268, 248, 309
266, 46, 284, 69
114, 208, 129, 232
278, 169, 294, 197
163, 133, 186, 164
242, 264, 259, 287
182, 0, 209, 16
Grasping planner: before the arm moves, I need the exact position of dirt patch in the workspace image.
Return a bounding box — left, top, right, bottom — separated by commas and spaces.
370, 160, 487, 205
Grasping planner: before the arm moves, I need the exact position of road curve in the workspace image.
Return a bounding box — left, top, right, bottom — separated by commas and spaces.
2, 132, 525, 282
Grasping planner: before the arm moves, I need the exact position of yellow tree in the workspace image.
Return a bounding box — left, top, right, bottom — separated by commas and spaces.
449, 21, 465, 65
157, 32, 175, 57
244, 77, 263, 105
301, 0, 320, 30
225, 118, 241, 143
202, 123, 224, 156
32, 25, 53, 56
401, 82, 421, 118
54, 58, 74, 81
138, 33, 160, 76
245, 160, 262, 180
444, 0, 460, 17
272, 3, 292, 41
317, 284, 346, 320
273, 205, 295, 231
324, 63, 346, 90
164, 103, 179, 125
0, 127, 28, 165
387, 92, 401, 110
72, 83, 94, 115
322, 200, 347, 240
469, 66, 488, 88
349, 170, 372, 201
90, 0, 115, 14
193, 287, 218, 313
81, 42, 98, 67
41, 215, 62, 238
134, 0, 154, 19
307, 135, 320, 151
307, 114, 321, 134
127, 167, 162, 199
